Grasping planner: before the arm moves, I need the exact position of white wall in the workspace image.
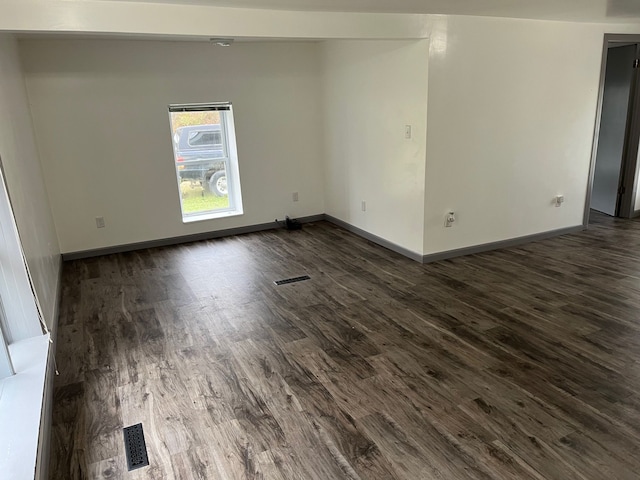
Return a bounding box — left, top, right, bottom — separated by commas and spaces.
0, 34, 60, 329
322, 40, 429, 255
16, 17, 640, 261
422, 16, 640, 255
1, 0, 427, 40
20, 39, 325, 254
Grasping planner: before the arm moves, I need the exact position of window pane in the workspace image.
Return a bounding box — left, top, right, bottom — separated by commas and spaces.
0, 302, 14, 379
169, 109, 235, 218
178, 163, 230, 214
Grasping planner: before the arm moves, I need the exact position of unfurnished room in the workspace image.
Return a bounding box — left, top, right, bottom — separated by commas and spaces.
2, 1, 640, 479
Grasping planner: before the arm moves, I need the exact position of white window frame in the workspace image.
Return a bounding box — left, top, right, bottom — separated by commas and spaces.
0, 315, 13, 379
0, 157, 50, 479
168, 102, 244, 223
0, 159, 44, 381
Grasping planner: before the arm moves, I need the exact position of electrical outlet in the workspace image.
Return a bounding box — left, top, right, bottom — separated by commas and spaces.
361, 201, 367, 212
445, 212, 455, 227
405, 125, 412, 139
95, 216, 105, 228
554, 195, 564, 207
292, 192, 299, 202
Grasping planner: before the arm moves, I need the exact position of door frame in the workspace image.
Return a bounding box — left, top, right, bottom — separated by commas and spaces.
585, 34, 640, 225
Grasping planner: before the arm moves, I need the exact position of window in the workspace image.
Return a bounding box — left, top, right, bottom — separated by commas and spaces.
168, 103, 243, 222
0, 310, 13, 379
0, 157, 51, 480
0, 159, 45, 381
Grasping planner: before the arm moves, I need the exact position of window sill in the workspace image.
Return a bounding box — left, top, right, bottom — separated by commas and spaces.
0, 334, 50, 480
182, 209, 243, 223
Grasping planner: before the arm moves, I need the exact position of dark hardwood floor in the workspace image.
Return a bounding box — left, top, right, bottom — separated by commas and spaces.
50, 213, 640, 479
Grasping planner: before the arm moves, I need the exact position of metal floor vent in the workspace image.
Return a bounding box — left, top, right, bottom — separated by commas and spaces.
123, 423, 149, 471
274, 275, 311, 286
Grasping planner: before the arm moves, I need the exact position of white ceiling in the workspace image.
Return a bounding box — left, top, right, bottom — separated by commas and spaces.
104, 0, 640, 23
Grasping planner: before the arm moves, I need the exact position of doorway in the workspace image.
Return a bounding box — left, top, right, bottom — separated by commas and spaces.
587, 36, 640, 222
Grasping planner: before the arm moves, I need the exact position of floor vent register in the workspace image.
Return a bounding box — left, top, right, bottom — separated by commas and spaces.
274, 275, 311, 286
123, 423, 149, 471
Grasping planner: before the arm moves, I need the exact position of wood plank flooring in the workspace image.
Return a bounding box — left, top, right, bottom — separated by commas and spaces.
50, 213, 640, 479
